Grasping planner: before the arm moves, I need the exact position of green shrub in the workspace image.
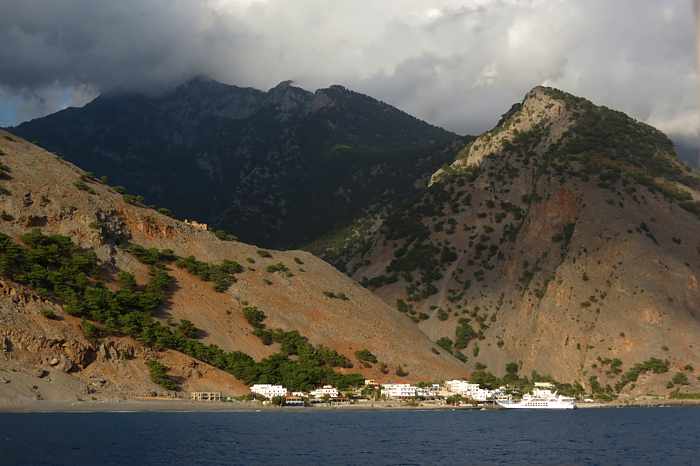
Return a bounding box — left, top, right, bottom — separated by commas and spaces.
672, 372, 689, 386
74, 180, 96, 194
81, 319, 102, 341
126, 243, 176, 265
213, 230, 237, 241
396, 299, 413, 314
323, 291, 350, 301
243, 306, 267, 329
454, 319, 477, 349
40, 308, 57, 319
266, 263, 290, 274
671, 391, 700, 400
355, 349, 378, 365
176, 320, 200, 339
147, 360, 179, 391
436, 337, 454, 353
505, 362, 519, 376
175, 255, 244, 292
616, 357, 669, 391
123, 194, 145, 205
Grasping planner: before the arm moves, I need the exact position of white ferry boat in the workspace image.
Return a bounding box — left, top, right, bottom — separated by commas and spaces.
496, 383, 575, 410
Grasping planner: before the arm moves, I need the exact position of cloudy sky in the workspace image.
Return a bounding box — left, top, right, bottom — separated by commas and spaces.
0, 0, 697, 152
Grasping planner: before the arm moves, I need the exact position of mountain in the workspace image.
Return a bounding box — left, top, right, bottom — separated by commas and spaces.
313, 86, 700, 398
0, 130, 467, 406
10, 77, 460, 249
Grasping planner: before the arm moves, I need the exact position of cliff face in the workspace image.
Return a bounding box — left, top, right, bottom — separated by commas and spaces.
0, 130, 467, 404
10, 78, 458, 249
323, 87, 700, 397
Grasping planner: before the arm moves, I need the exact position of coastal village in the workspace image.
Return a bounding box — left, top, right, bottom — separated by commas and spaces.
184, 379, 566, 408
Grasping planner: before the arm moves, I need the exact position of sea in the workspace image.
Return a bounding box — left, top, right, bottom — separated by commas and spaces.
0, 407, 698, 465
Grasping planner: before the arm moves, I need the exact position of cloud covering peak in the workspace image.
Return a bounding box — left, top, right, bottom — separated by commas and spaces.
0, 0, 697, 152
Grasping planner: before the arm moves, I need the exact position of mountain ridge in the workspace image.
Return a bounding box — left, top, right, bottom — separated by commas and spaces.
10, 77, 460, 249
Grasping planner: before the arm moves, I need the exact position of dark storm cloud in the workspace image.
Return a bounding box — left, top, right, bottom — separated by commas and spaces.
0, 0, 697, 149
0, 0, 243, 92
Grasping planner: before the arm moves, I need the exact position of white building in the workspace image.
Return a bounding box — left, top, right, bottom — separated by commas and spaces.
416, 384, 441, 398
444, 380, 501, 401
381, 383, 418, 399
250, 384, 288, 399
190, 392, 222, 402
309, 385, 339, 399
445, 379, 480, 394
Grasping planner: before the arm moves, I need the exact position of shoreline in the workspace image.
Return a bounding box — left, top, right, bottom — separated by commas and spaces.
1, 397, 699, 413
0, 399, 482, 413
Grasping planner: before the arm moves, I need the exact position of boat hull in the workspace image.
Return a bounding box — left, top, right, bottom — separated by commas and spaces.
496, 400, 575, 410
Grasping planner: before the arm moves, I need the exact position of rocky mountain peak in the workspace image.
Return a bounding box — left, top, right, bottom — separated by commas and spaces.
433, 85, 688, 187
265, 80, 314, 116
456, 87, 571, 169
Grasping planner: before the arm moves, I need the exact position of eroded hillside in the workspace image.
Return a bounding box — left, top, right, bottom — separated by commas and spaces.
0, 131, 467, 405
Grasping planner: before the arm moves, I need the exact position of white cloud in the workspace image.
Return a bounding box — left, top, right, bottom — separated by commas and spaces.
0, 0, 697, 150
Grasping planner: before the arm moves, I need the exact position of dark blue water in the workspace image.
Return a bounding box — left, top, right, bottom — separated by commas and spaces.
1, 408, 698, 465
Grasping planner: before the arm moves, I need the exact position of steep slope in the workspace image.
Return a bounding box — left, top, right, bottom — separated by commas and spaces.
324, 87, 700, 398
0, 131, 467, 405
10, 77, 458, 248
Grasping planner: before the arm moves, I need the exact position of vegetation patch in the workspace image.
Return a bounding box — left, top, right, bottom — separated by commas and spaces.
242, 306, 363, 390
323, 291, 350, 301
73, 180, 96, 194
147, 360, 178, 391
266, 262, 291, 276
39, 308, 58, 320
615, 357, 669, 392
454, 318, 477, 349
436, 337, 454, 354
355, 349, 378, 366
175, 255, 244, 292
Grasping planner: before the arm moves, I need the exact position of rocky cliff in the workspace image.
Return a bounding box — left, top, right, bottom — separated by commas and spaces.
318, 87, 700, 398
